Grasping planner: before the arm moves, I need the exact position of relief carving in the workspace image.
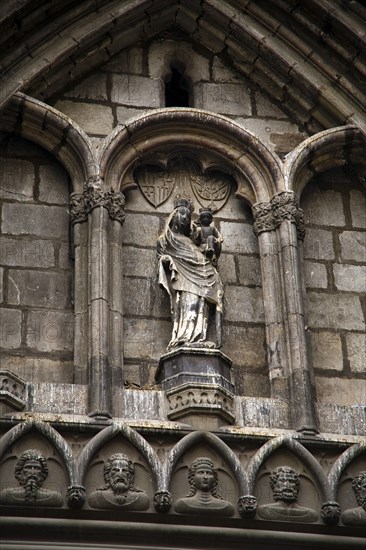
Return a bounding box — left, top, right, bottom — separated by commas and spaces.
157, 197, 223, 350
70, 183, 126, 224
154, 490, 172, 513
134, 160, 232, 212
238, 494, 257, 518
0, 449, 63, 507
341, 471, 366, 526
257, 466, 318, 523
253, 192, 305, 240
88, 453, 149, 510
189, 172, 231, 212
134, 165, 175, 207
66, 484, 86, 509
173, 457, 235, 517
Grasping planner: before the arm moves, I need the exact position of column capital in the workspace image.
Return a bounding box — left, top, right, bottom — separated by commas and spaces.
253, 191, 305, 240
70, 182, 126, 225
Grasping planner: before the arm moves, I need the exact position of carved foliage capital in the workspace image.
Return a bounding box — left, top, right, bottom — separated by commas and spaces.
253, 191, 305, 240
70, 181, 126, 225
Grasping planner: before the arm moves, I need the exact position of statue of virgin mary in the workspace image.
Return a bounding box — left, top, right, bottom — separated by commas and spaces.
157, 197, 223, 351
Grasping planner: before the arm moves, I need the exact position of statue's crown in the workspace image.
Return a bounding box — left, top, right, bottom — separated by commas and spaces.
174, 195, 194, 212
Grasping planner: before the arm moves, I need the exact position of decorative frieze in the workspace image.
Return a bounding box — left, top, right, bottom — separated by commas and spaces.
253, 191, 305, 240
70, 180, 126, 225
166, 383, 235, 424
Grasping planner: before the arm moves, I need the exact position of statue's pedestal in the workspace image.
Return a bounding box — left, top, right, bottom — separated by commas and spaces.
156, 348, 235, 429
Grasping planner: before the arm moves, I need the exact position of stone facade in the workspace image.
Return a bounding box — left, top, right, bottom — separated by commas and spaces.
0, 2, 365, 549
301, 172, 366, 407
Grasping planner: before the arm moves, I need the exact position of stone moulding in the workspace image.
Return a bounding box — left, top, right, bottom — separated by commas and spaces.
156, 348, 235, 424
166, 383, 235, 424
0, 370, 27, 410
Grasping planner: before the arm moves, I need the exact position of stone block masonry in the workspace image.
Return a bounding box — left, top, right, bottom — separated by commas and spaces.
0, 137, 73, 385
301, 173, 366, 408
49, 37, 307, 157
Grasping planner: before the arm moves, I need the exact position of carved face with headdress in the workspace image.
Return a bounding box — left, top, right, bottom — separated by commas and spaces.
188, 457, 220, 497
270, 466, 300, 503
171, 196, 194, 235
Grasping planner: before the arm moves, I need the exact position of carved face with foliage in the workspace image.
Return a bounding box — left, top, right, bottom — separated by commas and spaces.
270, 466, 300, 503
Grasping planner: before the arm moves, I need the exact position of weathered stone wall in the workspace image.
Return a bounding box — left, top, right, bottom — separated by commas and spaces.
301, 169, 366, 408
0, 137, 73, 384
51, 38, 308, 156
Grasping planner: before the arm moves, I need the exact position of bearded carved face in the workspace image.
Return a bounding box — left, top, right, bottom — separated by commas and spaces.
354, 474, 366, 509
272, 472, 299, 503
18, 459, 45, 501
108, 459, 133, 496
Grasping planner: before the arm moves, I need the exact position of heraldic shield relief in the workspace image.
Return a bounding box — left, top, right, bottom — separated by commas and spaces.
134, 158, 233, 211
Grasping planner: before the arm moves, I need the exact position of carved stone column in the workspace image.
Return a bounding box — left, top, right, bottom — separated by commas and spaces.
254, 191, 317, 433
70, 181, 126, 419
253, 202, 290, 402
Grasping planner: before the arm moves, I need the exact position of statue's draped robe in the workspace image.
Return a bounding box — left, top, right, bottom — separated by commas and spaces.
157, 217, 223, 349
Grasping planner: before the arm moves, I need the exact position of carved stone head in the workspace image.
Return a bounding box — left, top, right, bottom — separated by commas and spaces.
352, 471, 366, 510
103, 453, 135, 495
14, 449, 48, 501
270, 466, 300, 503
198, 207, 213, 225
188, 457, 219, 496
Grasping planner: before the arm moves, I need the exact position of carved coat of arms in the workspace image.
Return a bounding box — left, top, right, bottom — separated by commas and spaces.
134, 161, 232, 212
189, 172, 232, 211
134, 166, 175, 207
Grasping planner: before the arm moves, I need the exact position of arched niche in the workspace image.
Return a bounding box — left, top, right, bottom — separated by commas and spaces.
285, 127, 366, 432
0, 93, 98, 192
99, 108, 283, 204
0, 421, 74, 509
99, 110, 279, 398
0, 132, 75, 387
